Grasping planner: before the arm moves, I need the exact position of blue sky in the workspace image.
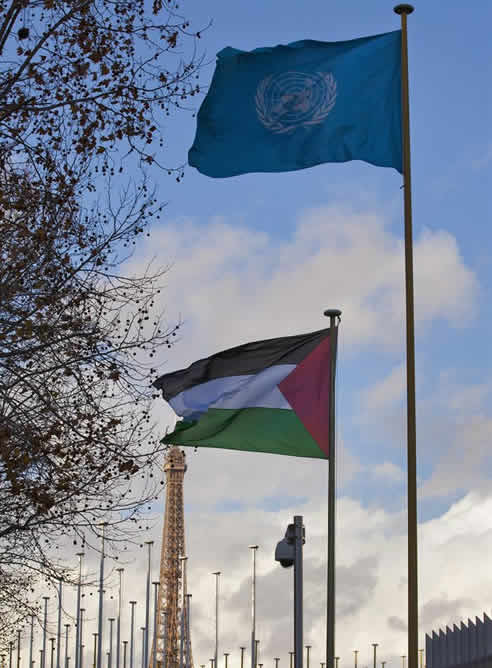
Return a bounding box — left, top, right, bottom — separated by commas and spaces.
130, 1, 491, 661
144, 0, 491, 515
36, 4, 492, 668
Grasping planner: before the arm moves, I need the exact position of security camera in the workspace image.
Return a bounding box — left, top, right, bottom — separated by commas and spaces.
274, 537, 295, 568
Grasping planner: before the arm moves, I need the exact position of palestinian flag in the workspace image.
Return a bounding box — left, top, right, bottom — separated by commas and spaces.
154, 327, 337, 459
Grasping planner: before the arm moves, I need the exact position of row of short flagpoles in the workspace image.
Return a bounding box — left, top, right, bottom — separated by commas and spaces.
0, 633, 426, 668
199, 647, 425, 668
1, 535, 425, 668
2, 537, 183, 668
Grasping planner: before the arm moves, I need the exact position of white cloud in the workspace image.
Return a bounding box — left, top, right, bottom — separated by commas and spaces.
35, 488, 492, 668
30, 202, 483, 668
355, 362, 492, 503
360, 364, 405, 417
419, 413, 492, 500
133, 204, 477, 374
372, 461, 405, 484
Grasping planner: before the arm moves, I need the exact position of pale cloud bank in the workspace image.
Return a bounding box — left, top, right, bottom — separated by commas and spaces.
132, 203, 477, 372
39, 487, 492, 668
62, 202, 487, 668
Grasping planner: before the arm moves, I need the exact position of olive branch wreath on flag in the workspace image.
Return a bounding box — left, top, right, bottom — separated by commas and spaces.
254, 71, 338, 135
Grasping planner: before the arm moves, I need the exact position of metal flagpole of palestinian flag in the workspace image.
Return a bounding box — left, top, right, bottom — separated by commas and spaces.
173, 7, 418, 668
156, 313, 341, 668
155, 325, 338, 459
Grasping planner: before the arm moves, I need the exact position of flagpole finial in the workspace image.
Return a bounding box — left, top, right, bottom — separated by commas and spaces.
394, 4, 414, 14
323, 309, 341, 319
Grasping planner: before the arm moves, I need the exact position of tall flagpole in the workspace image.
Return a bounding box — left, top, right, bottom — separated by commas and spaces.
323, 308, 341, 668
393, 8, 418, 668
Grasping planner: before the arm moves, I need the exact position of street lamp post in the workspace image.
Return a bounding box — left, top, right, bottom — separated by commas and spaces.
116, 570, 124, 668
274, 659, 280, 668
185, 594, 192, 668
140, 630, 145, 668
64, 626, 70, 668
274, 518, 304, 668
108, 620, 115, 668
16, 630, 21, 668
353, 652, 358, 668
79, 611, 85, 668
144, 543, 154, 668
179, 557, 188, 668
240, 648, 246, 668
289, 653, 294, 668
152, 582, 160, 668
56, 580, 63, 668
249, 546, 259, 668
162, 611, 169, 668
372, 645, 378, 668
97, 526, 107, 668
42, 598, 50, 668
29, 615, 35, 668
212, 572, 221, 668
129, 603, 136, 668
224, 654, 229, 668
306, 647, 311, 668
75, 553, 84, 668
122, 643, 127, 668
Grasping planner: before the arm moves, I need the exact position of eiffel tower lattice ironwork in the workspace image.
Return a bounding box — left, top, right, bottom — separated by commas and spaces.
151, 446, 194, 668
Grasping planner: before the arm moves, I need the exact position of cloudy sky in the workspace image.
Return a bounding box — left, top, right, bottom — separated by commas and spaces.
29, 3, 492, 668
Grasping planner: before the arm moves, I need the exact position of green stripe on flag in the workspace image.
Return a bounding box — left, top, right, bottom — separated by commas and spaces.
163, 407, 326, 459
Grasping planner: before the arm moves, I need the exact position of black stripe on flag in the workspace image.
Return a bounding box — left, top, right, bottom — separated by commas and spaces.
154, 327, 331, 401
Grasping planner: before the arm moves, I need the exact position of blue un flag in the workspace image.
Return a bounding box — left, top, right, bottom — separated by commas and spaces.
189, 30, 402, 177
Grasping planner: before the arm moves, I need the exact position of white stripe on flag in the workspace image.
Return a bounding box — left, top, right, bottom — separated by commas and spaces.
168, 364, 295, 419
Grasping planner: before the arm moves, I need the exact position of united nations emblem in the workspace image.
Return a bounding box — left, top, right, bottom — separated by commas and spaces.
255, 71, 337, 134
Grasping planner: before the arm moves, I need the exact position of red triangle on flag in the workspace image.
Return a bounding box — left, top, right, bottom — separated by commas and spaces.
278, 334, 332, 457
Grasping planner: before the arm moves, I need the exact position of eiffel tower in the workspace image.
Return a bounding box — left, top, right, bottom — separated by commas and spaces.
151, 446, 194, 668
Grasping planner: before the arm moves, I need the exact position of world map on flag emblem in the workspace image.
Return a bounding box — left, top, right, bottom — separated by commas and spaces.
255, 71, 338, 135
